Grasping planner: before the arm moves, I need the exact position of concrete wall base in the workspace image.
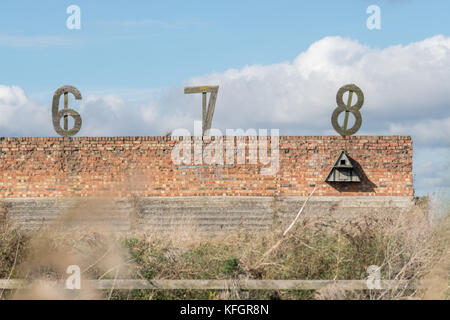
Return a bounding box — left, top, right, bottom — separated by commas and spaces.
0, 196, 416, 234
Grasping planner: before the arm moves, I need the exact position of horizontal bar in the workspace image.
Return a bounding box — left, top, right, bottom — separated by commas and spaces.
184, 86, 219, 94
0, 279, 419, 290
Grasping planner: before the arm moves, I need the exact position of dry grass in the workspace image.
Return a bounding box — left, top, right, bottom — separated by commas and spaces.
0, 196, 448, 300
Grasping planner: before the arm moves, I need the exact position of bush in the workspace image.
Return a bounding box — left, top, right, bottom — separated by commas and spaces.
0, 199, 448, 300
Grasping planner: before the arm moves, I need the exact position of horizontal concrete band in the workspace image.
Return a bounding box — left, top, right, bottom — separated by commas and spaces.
0, 279, 418, 290
0, 196, 415, 233
1, 196, 415, 205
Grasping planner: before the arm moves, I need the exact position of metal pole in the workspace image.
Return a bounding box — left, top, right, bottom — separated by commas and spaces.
64, 92, 69, 131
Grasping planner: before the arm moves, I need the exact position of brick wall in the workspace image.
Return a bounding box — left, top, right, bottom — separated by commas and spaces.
0, 136, 413, 198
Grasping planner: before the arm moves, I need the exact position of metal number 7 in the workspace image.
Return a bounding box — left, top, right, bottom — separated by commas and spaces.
184, 86, 219, 136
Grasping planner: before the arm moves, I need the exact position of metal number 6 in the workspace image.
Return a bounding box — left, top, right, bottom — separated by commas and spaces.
52, 85, 83, 137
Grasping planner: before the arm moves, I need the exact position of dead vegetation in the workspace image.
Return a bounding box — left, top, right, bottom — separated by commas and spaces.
0, 196, 448, 300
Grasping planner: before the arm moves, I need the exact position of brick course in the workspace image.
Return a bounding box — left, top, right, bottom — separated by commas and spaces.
0, 136, 413, 198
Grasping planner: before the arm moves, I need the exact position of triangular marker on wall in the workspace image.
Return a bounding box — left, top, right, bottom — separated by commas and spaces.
325, 150, 361, 183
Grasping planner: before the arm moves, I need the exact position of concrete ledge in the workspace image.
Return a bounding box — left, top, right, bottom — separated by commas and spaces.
0, 196, 416, 233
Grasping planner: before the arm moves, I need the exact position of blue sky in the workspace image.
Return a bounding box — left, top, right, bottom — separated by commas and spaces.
0, 0, 449, 95
0, 0, 449, 196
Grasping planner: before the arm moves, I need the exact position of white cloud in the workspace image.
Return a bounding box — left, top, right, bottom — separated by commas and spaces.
0, 35, 79, 47
414, 147, 450, 195
0, 35, 449, 194
389, 118, 450, 147
184, 35, 450, 139
96, 19, 208, 29
0, 85, 51, 136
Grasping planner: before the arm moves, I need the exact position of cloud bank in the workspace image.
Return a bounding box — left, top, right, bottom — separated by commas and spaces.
0, 35, 449, 194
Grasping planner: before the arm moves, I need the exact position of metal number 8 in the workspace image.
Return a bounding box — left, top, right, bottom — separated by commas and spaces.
331, 84, 364, 136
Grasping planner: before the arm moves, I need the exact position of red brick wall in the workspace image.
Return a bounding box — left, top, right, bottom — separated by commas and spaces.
0, 136, 413, 198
